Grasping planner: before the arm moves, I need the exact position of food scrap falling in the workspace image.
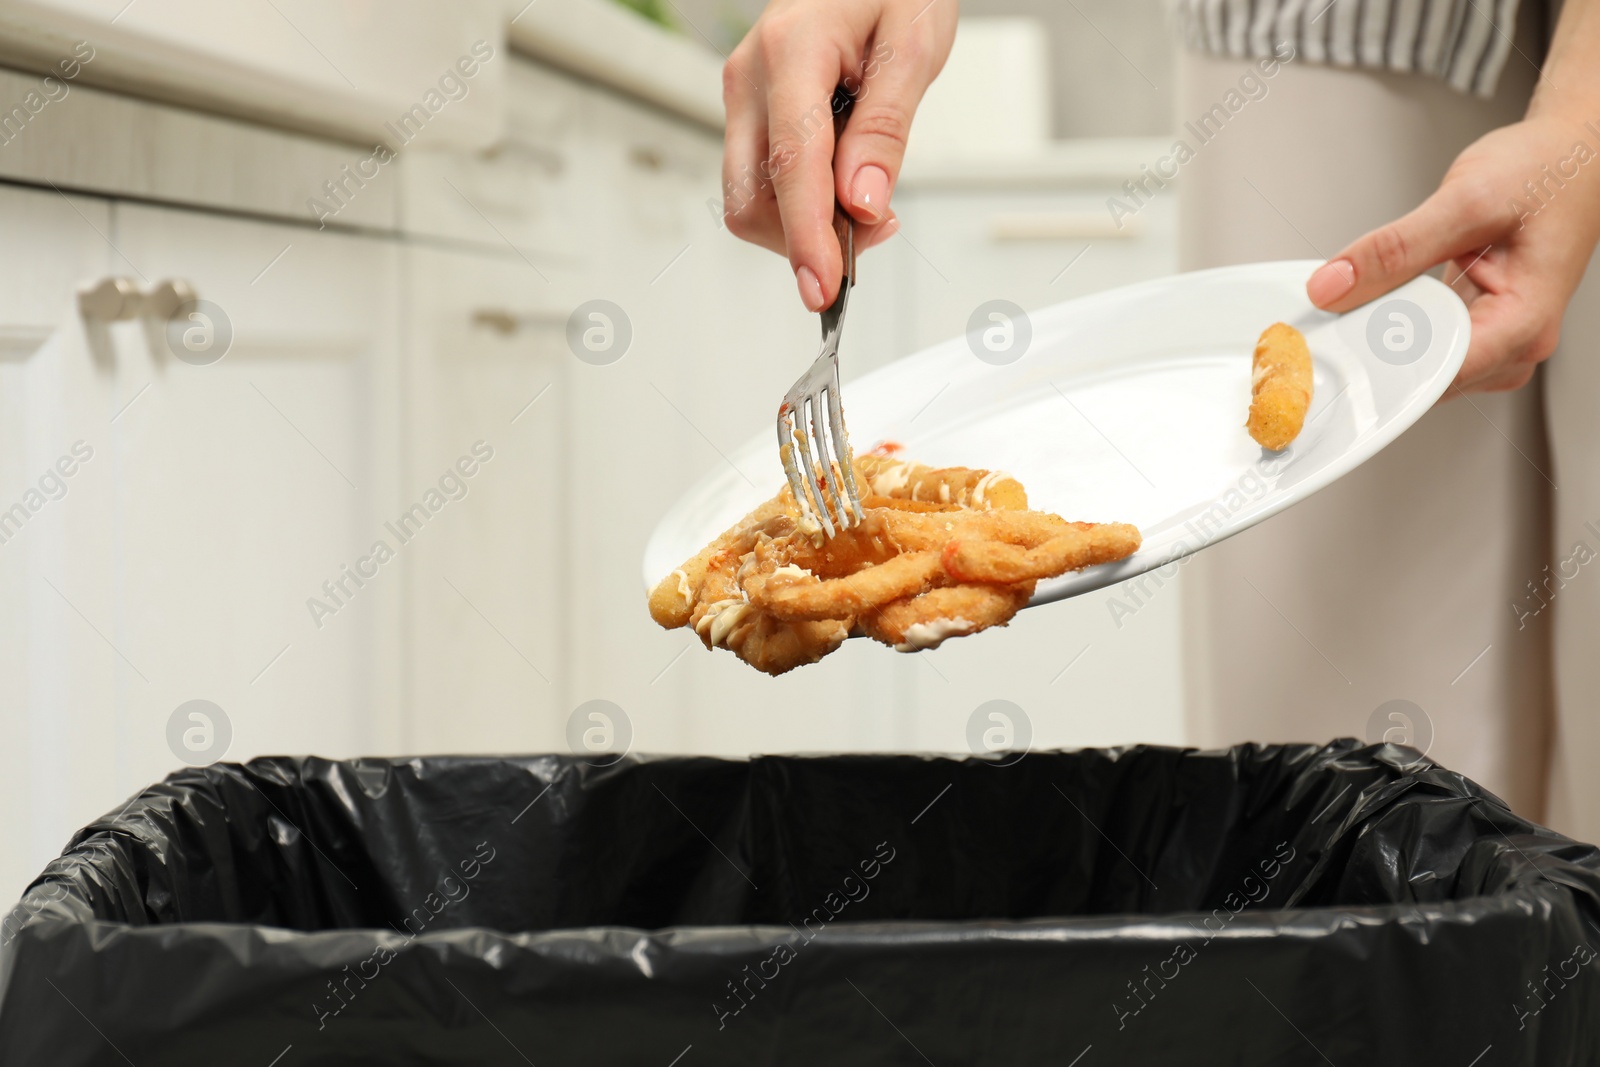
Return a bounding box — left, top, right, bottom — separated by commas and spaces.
648, 454, 1141, 675
1247, 322, 1312, 450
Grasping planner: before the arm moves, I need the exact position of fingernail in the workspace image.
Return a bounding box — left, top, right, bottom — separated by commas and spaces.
796, 265, 824, 311
1307, 258, 1356, 306
851, 165, 891, 222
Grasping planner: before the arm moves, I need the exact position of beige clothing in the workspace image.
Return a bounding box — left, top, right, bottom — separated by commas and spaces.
1542, 231, 1600, 836
1177, 8, 1600, 839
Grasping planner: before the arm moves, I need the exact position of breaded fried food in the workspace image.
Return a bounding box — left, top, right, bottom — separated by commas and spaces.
857, 454, 1027, 510
647, 497, 795, 628
857, 583, 1036, 651
942, 520, 1143, 584
648, 456, 1141, 674
1247, 322, 1313, 450
689, 541, 850, 675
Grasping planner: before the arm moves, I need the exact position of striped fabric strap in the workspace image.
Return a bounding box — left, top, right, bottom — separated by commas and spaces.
1169, 0, 1525, 97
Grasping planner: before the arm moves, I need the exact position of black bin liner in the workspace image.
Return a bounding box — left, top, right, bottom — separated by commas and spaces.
3, 741, 1599, 1066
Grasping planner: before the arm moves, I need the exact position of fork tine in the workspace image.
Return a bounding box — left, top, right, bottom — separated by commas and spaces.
824, 377, 863, 524
793, 397, 836, 537
808, 389, 846, 528
777, 405, 814, 526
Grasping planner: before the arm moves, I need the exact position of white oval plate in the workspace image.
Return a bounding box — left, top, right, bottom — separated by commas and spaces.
644, 260, 1469, 606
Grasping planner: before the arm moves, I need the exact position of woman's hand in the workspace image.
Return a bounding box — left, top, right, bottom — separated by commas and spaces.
1304, 115, 1600, 393
1305, 0, 1600, 394
721, 0, 959, 311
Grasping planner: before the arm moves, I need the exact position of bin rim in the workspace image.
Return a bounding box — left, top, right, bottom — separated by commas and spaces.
13, 865, 1572, 945
11, 742, 1592, 951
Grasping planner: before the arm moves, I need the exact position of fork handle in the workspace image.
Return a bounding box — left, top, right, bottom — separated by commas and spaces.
830, 84, 857, 291
833, 206, 855, 290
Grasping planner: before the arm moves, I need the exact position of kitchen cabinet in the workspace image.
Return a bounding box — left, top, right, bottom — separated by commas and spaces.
105, 203, 405, 756
397, 60, 583, 259
399, 243, 569, 753
0, 191, 408, 903
0, 185, 122, 910
892, 168, 1181, 351
0, 0, 508, 148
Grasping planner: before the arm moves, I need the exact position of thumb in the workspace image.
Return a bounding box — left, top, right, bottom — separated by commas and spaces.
1306, 184, 1510, 313
832, 42, 942, 226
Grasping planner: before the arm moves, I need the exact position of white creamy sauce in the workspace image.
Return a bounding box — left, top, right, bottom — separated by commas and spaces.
893, 616, 976, 652
971, 470, 1009, 507
795, 509, 823, 541
869, 463, 912, 496
772, 564, 813, 580
673, 569, 691, 601
696, 598, 751, 647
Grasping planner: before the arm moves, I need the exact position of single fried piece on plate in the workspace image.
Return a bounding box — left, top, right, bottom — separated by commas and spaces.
1247, 321, 1313, 450
647, 455, 1140, 674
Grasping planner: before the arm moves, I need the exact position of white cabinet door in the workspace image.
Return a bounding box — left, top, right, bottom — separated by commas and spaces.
0, 185, 122, 907
400, 244, 569, 752
895, 186, 1180, 352
101, 204, 404, 781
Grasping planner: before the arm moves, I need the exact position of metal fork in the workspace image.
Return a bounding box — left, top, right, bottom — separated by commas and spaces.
777, 87, 865, 538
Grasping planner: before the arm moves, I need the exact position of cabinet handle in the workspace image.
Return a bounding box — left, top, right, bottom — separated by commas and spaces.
629, 146, 665, 172
143, 278, 198, 321
472, 308, 567, 336
627, 145, 706, 178
482, 142, 565, 176
989, 212, 1143, 241
77, 277, 142, 322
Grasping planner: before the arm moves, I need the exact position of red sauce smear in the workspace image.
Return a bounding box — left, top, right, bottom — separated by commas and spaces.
940, 540, 965, 581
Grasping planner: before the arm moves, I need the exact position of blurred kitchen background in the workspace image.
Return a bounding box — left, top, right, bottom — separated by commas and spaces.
0, 0, 1184, 905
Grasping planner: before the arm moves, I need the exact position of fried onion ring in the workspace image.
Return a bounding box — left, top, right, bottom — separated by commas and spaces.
942, 522, 1142, 583
857, 583, 1036, 651
748, 548, 945, 622
687, 536, 849, 676
647, 504, 794, 628
856, 456, 1027, 510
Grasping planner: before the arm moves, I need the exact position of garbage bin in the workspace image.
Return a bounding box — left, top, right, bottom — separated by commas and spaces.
3, 742, 1598, 1066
